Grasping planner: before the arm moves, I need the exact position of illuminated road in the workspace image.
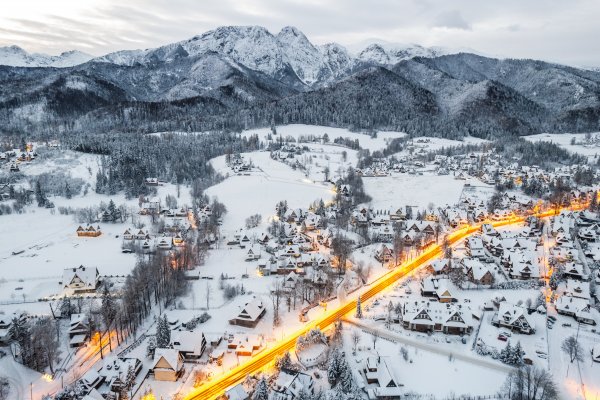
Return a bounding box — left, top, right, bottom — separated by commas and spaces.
185, 205, 585, 400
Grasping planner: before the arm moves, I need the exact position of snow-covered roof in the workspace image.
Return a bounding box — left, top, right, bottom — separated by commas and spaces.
225, 383, 249, 400
236, 298, 265, 322
153, 348, 181, 370
62, 265, 99, 288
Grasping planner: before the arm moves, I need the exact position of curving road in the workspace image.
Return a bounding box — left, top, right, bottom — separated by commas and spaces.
184, 206, 581, 400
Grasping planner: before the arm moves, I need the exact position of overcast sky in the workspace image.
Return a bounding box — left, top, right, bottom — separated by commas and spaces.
1, 0, 599, 67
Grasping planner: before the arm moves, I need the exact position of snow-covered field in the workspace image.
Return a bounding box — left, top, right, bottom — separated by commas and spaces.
525, 132, 600, 160
405, 136, 490, 152
362, 173, 475, 211
241, 124, 407, 152
208, 151, 333, 233
342, 324, 507, 397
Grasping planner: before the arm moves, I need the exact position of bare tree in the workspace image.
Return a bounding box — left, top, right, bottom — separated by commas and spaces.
371, 334, 378, 350
351, 331, 361, 353
205, 281, 211, 309
270, 280, 283, 326
0, 378, 9, 400
500, 365, 559, 400
561, 335, 583, 363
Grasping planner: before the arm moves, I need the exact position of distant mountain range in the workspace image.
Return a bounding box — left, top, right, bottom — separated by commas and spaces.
0, 26, 598, 137
0, 45, 93, 68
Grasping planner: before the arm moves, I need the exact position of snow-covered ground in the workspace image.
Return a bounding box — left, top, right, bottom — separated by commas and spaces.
362, 173, 476, 211
404, 136, 490, 153
342, 324, 507, 397
525, 132, 600, 161
241, 124, 407, 152
208, 151, 333, 233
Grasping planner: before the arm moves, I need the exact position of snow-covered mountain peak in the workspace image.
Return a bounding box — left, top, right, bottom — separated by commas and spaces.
0, 45, 92, 67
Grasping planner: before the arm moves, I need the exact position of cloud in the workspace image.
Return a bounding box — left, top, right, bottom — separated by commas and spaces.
432, 10, 471, 30
0, 0, 598, 67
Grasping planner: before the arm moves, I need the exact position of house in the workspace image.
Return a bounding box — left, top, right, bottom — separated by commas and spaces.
62, 266, 100, 293
271, 368, 314, 399
371, 225, 394, 242
134, 228, 151, 240
82, 357, 143, 396
401, 301, 473, 334
555, 296, 596, 325
145, 177, 159, 186
156, 236, 173, 250
0, 312, 26, 345
122, 228, 134, 240
420, 278, 456, 303
492, 302, 534, 334
564, 279, 591, 300
152, 349, 184, 381
466, 236, 486, 259
170, 331, 207, 361
225, 383, 249, 400
363, 356, 403, 400
563, 263, 585, 280
227, 334, 262, 356
245, 244, 261, 261
374, 244, 393, 263
140, 197, 161, 215
76, 225, 102, 237
229, 298, 266, 328
463, 259, 494, 285
69, 313, 89, 347
429, 259, 451, 276
283, 271, 299, 290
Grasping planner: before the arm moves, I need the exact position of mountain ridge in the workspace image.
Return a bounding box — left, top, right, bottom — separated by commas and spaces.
0, 25, 598, 138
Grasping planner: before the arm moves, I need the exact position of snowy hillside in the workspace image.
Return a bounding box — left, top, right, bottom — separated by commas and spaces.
0, 45, 92, 67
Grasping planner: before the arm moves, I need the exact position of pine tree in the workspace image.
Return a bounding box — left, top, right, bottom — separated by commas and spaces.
35, 180, 46, 207
108, 200, 117, 222
252, 378, 269, 400
327, 347, 340, 384
59, 297, 74, 319
590, 191, 598, 212
355, 296, 363, 319
512, 341, 524, 366
146, 336, 157, 358
339, 359, 354, 393
65, 182, 72, 199
275, 351, 293, 372
500, 342, 513, 364
101, 285, 117, 329
125, 364, 136, 393
156, 315, 171, 348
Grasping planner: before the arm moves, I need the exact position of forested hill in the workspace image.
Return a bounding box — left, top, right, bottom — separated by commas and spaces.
0, 26, 599, 138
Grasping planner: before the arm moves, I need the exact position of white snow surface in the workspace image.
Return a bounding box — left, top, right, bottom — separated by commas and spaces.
242, 124, 407, 152
0, 45, 92, 67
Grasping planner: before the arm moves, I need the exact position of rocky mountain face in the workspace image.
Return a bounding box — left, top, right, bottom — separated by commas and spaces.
0, 26, 599, 137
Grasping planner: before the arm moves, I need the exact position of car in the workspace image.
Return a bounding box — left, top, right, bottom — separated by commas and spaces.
562, 323, 572, 327
500, 331, 512, 337
547, 323, 553, 329
537, 353, 548, 359
498, 334, 508, 341
547, 315, 557, 322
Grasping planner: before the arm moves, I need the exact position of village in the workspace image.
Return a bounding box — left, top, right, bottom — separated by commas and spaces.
0, 125, 599, 400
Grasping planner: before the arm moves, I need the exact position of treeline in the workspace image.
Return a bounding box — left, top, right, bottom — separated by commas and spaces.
60, 131, 261, 198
